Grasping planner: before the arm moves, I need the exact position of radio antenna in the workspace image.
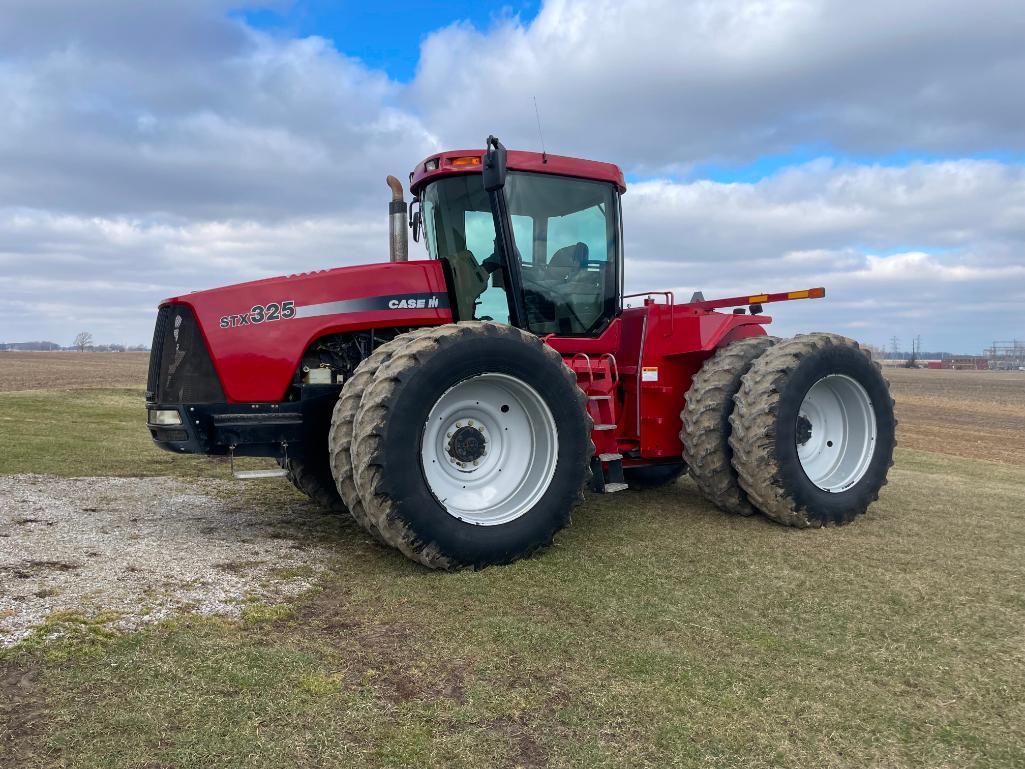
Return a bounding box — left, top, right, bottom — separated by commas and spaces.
533, 96, 548, 163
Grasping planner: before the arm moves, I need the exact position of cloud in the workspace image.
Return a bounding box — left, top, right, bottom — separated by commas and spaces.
0, 208, 390, 344
624, 159, 1025, 265
0, 1, 438, 219
616, 159, 1025, 349
0, 0, 1023, 353
411, 0, 1025, 172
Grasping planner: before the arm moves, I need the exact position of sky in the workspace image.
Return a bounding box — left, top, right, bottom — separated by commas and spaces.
1, 0, 1024, 352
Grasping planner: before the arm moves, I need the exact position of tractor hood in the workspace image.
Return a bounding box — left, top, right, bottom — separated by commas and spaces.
153, 259, 451, 403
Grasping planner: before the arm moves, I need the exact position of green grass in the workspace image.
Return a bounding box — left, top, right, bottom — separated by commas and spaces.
3, 389, 1025, 768
0, 388, 267, 478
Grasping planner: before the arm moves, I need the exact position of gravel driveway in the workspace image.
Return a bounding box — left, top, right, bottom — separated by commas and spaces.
0, 475, 343, 647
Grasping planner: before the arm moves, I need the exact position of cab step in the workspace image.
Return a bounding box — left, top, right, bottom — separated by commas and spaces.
589, 454, 628, 493
229, 445, 290, 480
233, 468, 289, 480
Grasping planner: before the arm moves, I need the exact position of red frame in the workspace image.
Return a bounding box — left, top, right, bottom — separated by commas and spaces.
546, 297, 771, 461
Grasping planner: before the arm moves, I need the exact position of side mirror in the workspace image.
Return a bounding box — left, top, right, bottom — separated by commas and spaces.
410, 209, 421, 243
482, 135, 507, 191
407, 199, 420, 241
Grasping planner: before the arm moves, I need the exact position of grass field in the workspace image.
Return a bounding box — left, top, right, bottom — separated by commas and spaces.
1, 357, 1023, 768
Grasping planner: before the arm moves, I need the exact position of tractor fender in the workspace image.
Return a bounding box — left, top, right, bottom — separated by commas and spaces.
714, 317, 770, 348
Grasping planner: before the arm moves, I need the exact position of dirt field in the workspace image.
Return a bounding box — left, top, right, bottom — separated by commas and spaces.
0, 352, 148, 393
886, 368, 1025, 465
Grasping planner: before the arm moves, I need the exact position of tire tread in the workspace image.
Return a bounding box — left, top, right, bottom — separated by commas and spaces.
680, 335, 778, 515
728, 333, 896, 527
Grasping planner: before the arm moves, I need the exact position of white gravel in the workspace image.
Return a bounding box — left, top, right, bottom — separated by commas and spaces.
0, 474, 342, 647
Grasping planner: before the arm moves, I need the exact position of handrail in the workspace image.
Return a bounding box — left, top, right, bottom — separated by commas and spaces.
601, 353, 619, 385
570, 352, 595, 389
623, 291, 675, 308
624, 291, 675, 336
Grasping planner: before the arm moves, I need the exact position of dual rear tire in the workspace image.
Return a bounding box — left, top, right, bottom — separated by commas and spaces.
681, 333, 896, 527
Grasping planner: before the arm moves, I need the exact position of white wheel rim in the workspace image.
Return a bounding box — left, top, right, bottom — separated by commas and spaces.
796, 374, 877, 492
420, 373, 558, 525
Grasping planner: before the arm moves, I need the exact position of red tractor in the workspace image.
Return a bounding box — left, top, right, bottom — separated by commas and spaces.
146, 137, 895, 569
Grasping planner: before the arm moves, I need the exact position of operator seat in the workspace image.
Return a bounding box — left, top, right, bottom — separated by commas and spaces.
548, 242, 588, 281
548, 241, 606, 333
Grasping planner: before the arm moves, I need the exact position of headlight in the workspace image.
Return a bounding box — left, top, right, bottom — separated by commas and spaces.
148, 409, 183, 426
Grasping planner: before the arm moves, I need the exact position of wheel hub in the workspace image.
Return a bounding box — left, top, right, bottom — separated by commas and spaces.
447, 424, 488, 464
420, 373, 558, 526
795, 374, 877, 492
795, 415, 813, 446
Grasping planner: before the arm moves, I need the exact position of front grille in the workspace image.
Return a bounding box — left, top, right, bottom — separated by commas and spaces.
146, 307, 170, 400
148, 304, 225, 404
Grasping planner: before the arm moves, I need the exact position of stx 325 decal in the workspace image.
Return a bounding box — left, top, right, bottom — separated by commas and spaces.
218, 293, 449, 329
219, 300, 295, 329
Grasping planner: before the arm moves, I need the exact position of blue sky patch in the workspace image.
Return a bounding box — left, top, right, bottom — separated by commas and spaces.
235, 0, 540, 81
690, 148, 1025, 185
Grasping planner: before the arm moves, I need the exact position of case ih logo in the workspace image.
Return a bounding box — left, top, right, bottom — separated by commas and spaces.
388, 295, 441, 309
218, 293, 448, 329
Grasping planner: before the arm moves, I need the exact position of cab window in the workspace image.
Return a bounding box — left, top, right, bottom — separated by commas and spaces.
505, 172, 619, 336
421, 175, 510, 323
420, 171, 620, 336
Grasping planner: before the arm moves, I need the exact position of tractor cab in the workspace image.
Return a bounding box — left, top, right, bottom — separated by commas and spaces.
409, 139, 626, 337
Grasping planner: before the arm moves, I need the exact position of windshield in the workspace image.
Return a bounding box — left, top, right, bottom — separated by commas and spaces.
420, 171, 620, 335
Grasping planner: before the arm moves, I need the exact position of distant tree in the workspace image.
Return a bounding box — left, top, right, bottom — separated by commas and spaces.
73, 332, 93, 352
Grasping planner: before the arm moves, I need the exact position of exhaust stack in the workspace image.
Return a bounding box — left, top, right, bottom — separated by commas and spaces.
386, 175, 408, 263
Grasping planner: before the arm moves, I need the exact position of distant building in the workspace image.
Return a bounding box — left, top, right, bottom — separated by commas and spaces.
929, 356, 989, 370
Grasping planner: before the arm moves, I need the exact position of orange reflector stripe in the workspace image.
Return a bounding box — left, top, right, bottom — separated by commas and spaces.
787, 290, 810, 299
748, 295, 769, 304
449, 156, 481, 166
809, 286, 826, 298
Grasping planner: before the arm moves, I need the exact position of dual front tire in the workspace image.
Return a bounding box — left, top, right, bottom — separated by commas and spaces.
333, 323, 591, 569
